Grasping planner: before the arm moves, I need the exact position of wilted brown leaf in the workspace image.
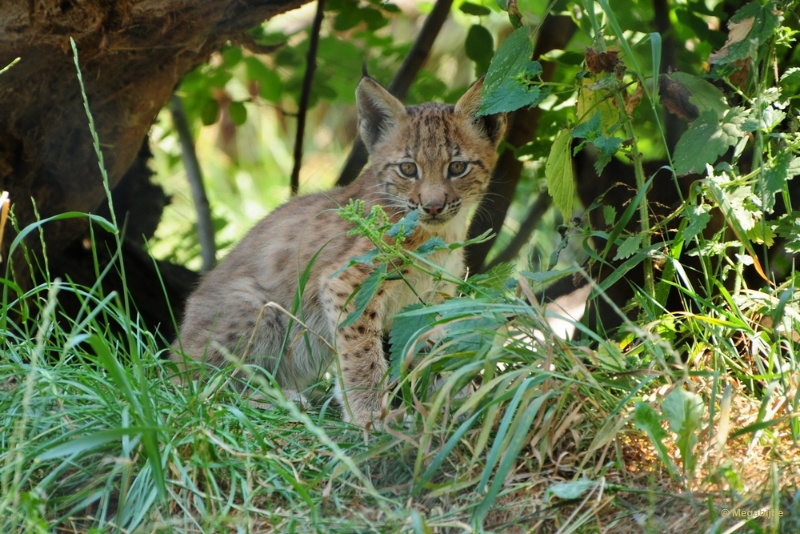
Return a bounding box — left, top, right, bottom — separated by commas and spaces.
708, 17, 755, 63
625, 82, 644, 116
585, 48, 620, 74
659, 74, 699, 120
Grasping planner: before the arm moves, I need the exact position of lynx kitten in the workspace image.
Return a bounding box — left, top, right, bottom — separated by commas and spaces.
173, 76, 506, 427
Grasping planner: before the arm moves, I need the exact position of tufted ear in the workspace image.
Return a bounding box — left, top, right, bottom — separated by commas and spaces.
356, 77, 407, 153
454, 76, 507, 146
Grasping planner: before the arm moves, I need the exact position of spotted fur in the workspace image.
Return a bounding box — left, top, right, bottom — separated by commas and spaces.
173, 77, 506, 427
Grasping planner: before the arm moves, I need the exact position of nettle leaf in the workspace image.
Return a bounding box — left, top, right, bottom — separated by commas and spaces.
571, 112, 602, 140
673, 108, 746, 175
683, 204, 711, 244
759, 151, 794, 212
386, 210, 420, 239
469, 262, 516, 292
709, 0, 781, 65
775, 212, 800, 253
613, 234, 642, 261
661, 388, 704, 474
727, 185, 758, 231
340, 264, 388, 329
546, 129, 574, 219
330, 248, 379, 279
389, 303, 438, 381
478, 27, 547, 115
592, 135, 623, 175
465, 25, 494, 75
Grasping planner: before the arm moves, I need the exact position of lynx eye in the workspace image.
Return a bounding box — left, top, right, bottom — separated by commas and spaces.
398, 162, 418, 178
448, 161, 468, 177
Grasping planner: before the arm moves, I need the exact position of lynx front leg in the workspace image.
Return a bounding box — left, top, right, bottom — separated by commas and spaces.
322, 267, 388, 427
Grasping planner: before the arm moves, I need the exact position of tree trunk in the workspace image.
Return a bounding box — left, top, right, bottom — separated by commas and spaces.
0, 0, 309, 338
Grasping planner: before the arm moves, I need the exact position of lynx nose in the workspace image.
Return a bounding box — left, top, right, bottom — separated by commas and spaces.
422, 201, 444, 216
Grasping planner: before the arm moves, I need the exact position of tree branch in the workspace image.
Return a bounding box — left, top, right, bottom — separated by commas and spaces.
170, 94, 216, 273
336, 0, 454, 186
465, 14, 576, 274
290, 0, 326, 196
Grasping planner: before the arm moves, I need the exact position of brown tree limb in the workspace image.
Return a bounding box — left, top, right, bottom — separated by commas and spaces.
290, 0, 326, 196
336, 0, 454, 186
170, 94, 216, 273
465, 14, 577, 274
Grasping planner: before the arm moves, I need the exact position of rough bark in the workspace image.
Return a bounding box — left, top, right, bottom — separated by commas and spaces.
0, 0, 309, 335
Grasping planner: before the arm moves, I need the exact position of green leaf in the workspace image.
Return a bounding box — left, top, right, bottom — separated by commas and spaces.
465, 25, 494, 75
340, 264, 388, 329
460, 2, 492, 16
780, 67, 800, 87
603, 205, 617, 226
417, 237, 447, 256
571, 112, 602, 140
708, 0, 781, 65
330, 249, 379, 279
634, 402, 674, 475
775, 211, 800, 253
673, 108, 745, 175
661, 388, 704, 474
545, 479, 596, 501
228, 101, 247, 126
221, 45, 243, 68
683, 204, 711, 243
613, 234, 642, 261
200, 98, 219, 126
592, 135, 622, 175
545, 129, 574, 219
244, 57, 283, 103
664, 72, 729, 116
478, 27, 547, 115
520, 265, 580, 286
759, 151, 793, 212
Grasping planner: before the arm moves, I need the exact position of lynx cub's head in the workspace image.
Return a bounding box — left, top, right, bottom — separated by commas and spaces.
356, 77, 506, 232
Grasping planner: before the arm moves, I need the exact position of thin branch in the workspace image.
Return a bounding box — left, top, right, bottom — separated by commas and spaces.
484, 193, 552, 271
170, 94, 216, 273
336, 0, 454, 186
290, 0, 326, 196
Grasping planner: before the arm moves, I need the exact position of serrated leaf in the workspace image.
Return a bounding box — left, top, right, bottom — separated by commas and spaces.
673, 109, 745, 175
683, 204, 711, 243
417, 237, 447, 256
759, 151, 793, 212
340, 264, 387, 329
546, 129, 574, 219
613, 234, 642, 261
661, 388, 704, 474
386, 210, 420, 239
592, 135, 623, 175
571, 111, 602, 140
603, 205, 617, 226
469, 262, 516, 291
465, 25, 494, 75
709, 1, 781, 65
775, 211, 800, 253
228, 101, 247, 126
478, 27, 546, 115
460, 2, 492, 16
330, 248, 379, 279
663, 72, 729, 116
